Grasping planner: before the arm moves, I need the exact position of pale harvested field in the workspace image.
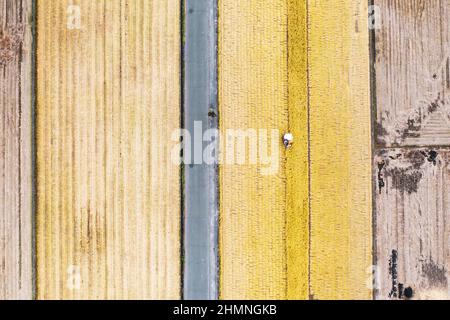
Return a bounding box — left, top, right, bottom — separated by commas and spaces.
36, 0, 180, 299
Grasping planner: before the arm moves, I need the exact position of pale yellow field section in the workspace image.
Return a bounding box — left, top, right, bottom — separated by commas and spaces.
219, 0, 372, 299
308, 0, 372, 300
36, 0, 180, 299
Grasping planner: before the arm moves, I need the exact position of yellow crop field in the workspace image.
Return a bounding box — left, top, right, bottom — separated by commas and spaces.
308, 0, 372, 300
218, 0, 371, 300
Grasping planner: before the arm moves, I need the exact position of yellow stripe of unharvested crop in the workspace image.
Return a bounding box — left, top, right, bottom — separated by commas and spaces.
286, 0, 309, 300
308, 0, 372, 299
36, 0, 180, 299
219, 0, 309, 300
